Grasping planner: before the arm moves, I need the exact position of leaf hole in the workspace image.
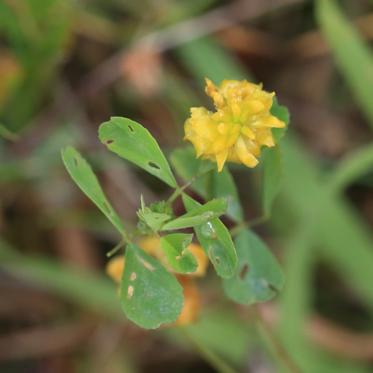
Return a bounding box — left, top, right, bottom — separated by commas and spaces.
127, 125, 134, 132
239, 263, 249, 279
148, 161, 161, 170
214, 256, 221, 264
130, 272, 137, 281
127, 285, 134, 298
105, 139, 114, 145
267, 282, 279, 294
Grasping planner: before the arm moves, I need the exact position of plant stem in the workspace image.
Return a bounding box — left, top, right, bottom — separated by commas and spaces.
167, 184, 188, 204
167, 166, 215, 204
230, 215, 269, 236
106, 239, 126, 257
253, 307, 301, 373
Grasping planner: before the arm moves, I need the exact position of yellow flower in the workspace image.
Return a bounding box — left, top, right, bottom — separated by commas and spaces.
184, 79, 285, 172
105, 236, 208, 326
175, 275, 200, 326
106, 255, 125, 283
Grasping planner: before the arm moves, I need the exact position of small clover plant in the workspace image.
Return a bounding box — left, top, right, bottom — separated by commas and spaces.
61, 79, 289, 329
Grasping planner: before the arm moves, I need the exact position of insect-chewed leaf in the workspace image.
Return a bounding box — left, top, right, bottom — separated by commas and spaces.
170, 146, 243, 222
61, 146, 125, 235
121, 243, 183, 329
160, 233, 197, 274
161, 198, 227, 231
99, 117, 177, 188
223, 229, 284, 304
182, 194, 237, 278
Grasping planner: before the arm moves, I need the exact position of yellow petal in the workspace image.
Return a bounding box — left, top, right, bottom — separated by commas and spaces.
217, 122, 229, 135
234, 136, 258, 168
213, 137, 228, 153
241, 126, 255, 139
255, 128, 273, 146
247, 99, 265, 114
231, 102, 241, 118
205, 78, 224, 107
263, 115, 285, 128
215, 149, 228, 172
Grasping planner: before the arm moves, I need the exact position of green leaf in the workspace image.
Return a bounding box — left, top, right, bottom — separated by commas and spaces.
160, 233, 198, 274
270, 98, 290, 142
99, 117, 177, 187
138, 210, 171, 232
121, 243, 183, 329
162, 198, 227, 230
137, 196, 172, 232
170, 146, 243, 222
61, 146, 125, 235
316, 0, 373, 129
261, 145, 282, 217
182, 194, 237, 278
260, 98, 289, 218
223, 229, 284, 304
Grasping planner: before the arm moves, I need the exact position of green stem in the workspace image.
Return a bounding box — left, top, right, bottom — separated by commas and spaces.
119, 228, 132, 246
230, 215, 269, 236
167, 166, 215, 204
106, 239, 126, 257
167, 185, 187, 204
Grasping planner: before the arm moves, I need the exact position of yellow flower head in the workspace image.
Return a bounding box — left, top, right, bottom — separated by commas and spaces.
184, 79, 285, 172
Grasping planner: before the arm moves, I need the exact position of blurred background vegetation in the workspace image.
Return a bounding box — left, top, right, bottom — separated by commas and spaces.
1, 0, 373, 372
